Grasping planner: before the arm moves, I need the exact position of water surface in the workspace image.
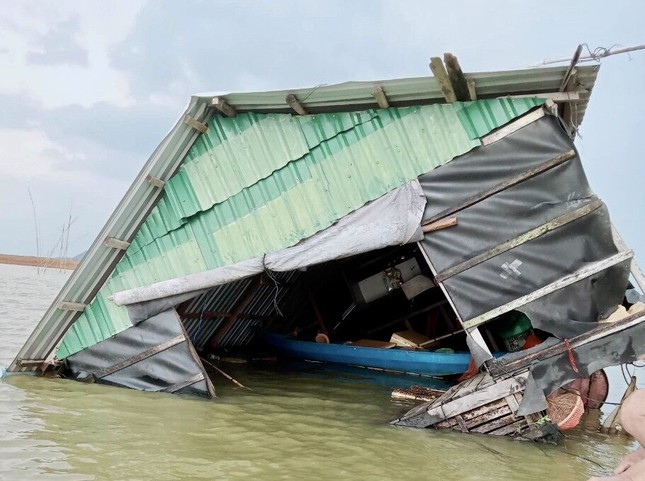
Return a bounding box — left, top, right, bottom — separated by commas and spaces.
0, 264, 641, 481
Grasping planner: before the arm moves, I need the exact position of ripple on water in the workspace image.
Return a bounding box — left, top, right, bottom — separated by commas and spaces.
0, 264, 641, 481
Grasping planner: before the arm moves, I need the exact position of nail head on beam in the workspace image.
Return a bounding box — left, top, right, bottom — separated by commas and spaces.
211, 97, 237, 117
104, 237, 130, 250
182, 114, 209, 133
286, 93, 308, 115
371, 85, 390, 109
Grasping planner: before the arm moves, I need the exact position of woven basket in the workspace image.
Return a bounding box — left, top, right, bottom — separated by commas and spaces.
547, 391, 585, 430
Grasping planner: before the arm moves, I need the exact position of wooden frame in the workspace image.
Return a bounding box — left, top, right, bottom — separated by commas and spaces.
422, 149, 576, 226
489, 309, 645, 376
435, 200, 603, 283
463, 250, 634, 330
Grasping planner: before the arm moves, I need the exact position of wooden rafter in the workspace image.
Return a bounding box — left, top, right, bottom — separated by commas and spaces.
145, 174, 165, 189
371, 85, 390, 109
104, 237, 130, 250
208, 275, 264, 348
429, 57, 457, 103
443, 53, 470, 101
212, 97, 237, 117
286, 93, 308, 115
182, 114, 209, 133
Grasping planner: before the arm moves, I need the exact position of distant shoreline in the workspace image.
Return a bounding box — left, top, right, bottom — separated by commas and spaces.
0, 253, 78, 270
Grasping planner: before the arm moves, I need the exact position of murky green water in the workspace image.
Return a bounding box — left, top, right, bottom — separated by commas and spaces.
0, 264, 641, 481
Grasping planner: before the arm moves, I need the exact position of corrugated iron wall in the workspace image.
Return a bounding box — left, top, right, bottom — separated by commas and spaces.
57, 98, 543, 359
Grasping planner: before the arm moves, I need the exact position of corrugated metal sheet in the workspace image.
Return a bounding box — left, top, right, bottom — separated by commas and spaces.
194, 64, 598, 127
181, 271, 301, 349
13, 63, 600, 371
9, 98, 212, 371
56, 99, 543, 358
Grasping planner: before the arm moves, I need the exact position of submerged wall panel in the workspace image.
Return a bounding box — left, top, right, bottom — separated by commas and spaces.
64, 309, 215, 398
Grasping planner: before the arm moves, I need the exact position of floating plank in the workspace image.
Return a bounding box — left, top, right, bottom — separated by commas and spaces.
424, 372, 528, 422
424, 150, 576, 225
482, 107, 546, 146
464, 250, 634, 330
104, 237, 130, 251
211, 97, 237, 117
93, 334, 186, 379
145, 175, 166, 189
58, 301, 87, 312
443, 53, 470, 101
435, 200, 603, 283
470, 413, 518, 434
422, 217, 458, 234
286, 93, 308, 115
371, 85, 390, 109
182, 114, 209, 133
429, 57, 457, 103
486, 417, 527, 436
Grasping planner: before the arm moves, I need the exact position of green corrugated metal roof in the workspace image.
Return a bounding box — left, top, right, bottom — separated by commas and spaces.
56, 98, 542, 358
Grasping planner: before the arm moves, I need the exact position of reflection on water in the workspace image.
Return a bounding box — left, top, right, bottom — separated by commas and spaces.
0, 264, 641, 481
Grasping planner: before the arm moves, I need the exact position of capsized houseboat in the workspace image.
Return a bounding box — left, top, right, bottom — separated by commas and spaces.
6, 52, 645, 440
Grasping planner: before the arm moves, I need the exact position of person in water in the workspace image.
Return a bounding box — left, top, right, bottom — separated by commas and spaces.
589, 356, 645, 481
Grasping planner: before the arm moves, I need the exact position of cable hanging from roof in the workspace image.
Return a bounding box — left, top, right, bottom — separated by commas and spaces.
534, 43, 645, 66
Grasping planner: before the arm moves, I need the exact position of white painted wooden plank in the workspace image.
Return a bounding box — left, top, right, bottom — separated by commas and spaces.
464, 250, 634, 330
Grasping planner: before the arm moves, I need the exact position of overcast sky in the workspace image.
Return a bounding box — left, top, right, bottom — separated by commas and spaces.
1, 1, 643, 265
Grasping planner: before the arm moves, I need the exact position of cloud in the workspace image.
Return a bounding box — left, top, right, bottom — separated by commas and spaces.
26, 17, 89, 67
0, 1, 147, 108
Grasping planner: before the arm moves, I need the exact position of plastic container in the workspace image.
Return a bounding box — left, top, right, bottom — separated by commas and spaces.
498, 312, 532, 352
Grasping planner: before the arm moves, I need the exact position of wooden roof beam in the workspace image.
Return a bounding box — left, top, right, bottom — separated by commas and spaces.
429, 57, 457, 103
182, 114, 209, 133
443, 53, 471, 101
286, 93, 309, 115
371, 85, 390, 109
211, 97, 237, 117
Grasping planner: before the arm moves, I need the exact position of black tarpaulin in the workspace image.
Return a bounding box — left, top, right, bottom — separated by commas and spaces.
64, 309, 215, 398
418, 115, 630, 338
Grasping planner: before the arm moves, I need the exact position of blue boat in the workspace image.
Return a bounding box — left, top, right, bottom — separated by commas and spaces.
261, 331, 471, 377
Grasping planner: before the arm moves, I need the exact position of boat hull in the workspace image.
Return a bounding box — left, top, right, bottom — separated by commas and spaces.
261, 332, 470, 377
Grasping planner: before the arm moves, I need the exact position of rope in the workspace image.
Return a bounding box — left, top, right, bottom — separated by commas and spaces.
262, 254, 283, 317
563, 338, 580, 375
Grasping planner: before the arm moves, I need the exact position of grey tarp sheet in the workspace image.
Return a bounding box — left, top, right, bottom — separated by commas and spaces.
111, 180, 426, 321
65, 309, 215, 398
418, 115, 630, 338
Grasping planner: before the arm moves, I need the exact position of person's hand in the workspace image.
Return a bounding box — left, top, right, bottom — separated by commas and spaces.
614, 447, 645, 474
